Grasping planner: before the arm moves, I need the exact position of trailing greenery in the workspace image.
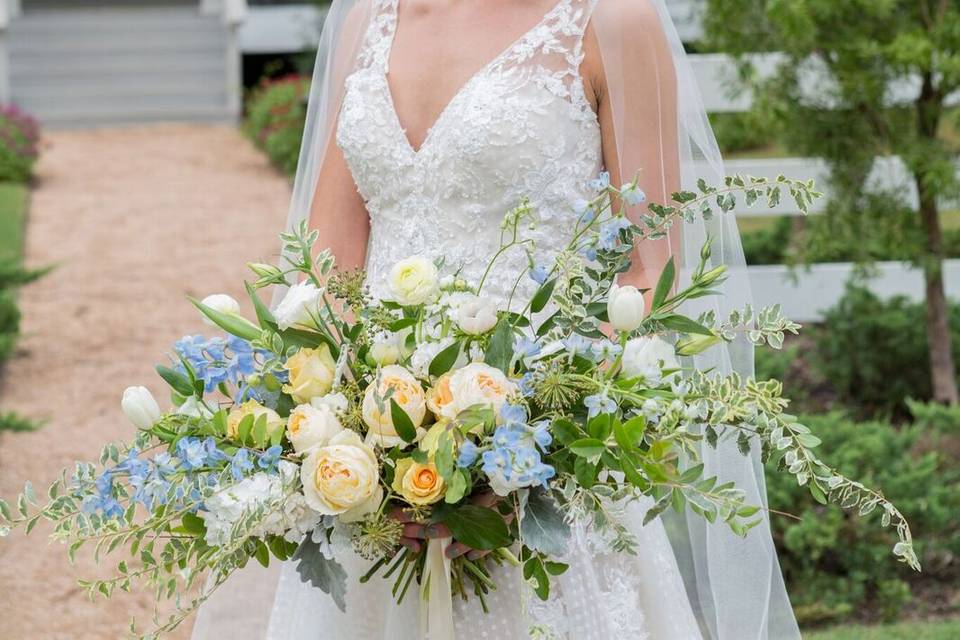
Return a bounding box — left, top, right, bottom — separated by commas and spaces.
768, 407, 960, 626
244, 75, 311, 176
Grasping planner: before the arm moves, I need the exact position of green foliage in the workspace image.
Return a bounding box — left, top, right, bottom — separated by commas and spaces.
767, 408, 960, 626
243, 75, 311, 176
740, 216, 793, 265
806, 618, 960, 640
0, 411, 40, 433
709, 111, 778, 155
0, 288, 20, 362
0, 105, 40, 183
812, 284, 960, 419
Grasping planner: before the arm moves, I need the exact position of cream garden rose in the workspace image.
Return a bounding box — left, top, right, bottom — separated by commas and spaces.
433, 362, 518, 421
392, 457, 446, 505
282, 345, 337, 404
286, 403, 344, 454
362, 365, 427, 446
387, 256, 439, 306
300, 430, 383, 522
226, 400, 285, 440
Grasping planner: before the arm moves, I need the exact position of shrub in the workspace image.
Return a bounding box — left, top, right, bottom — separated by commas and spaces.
768, 408, 960, 626
741, 216, 792, 265
812, 284, 960, 419
0, 105, 40, 182
244, 75, 310, 176
709, 110, 778, 154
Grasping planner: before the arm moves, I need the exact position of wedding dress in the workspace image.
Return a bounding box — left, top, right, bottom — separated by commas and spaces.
191, 1, 800, 638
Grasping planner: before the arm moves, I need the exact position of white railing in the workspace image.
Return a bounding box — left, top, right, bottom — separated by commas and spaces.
222, 0, 248, 120
0, 0, 11, 105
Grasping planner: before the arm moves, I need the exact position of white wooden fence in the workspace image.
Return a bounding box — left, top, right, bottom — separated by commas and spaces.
236, 3, 960, 322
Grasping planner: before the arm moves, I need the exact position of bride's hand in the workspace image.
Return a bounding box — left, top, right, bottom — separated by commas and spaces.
390, 492, 514, 560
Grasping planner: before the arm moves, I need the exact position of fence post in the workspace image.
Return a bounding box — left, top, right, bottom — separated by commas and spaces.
222, 0, 247, 122
0, 0, 11, 106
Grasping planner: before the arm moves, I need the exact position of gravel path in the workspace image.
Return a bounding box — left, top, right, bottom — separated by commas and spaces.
0, 125, 292, 639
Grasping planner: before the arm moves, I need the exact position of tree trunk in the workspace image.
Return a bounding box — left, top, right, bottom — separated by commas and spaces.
915, 75, 959, 404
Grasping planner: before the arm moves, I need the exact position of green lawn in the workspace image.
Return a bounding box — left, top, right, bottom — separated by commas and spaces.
806, 619, 960, 640
0, 182, 28, 263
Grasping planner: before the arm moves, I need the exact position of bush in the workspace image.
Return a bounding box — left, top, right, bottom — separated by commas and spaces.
741, 216, 792, 265
244, 75, 310, 176
812, 285, 960, 419
709, 110, 778, 154
768, 408, 960, 626
0, 105, 40, 182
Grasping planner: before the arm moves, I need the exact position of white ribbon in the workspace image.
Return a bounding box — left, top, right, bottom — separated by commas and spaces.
420, 537, 455, 640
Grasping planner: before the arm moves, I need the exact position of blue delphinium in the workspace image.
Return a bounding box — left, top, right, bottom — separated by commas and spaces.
514, 336, 541, 359
589, 171, 611, 192
457, 440, 480, 468
173, 335, 264, 393
598, 217, 633, 251
584, 393, 617, 418
518, 372, 536, 398
529, 264, 550, 285
620, 182, 647, 206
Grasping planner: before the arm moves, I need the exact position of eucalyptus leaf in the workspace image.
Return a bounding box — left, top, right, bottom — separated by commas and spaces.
521, 490, 570, 556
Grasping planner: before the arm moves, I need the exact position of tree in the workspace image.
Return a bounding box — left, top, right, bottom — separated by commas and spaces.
704, 0, 960, 403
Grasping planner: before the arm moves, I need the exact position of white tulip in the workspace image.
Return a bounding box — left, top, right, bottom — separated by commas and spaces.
121, 386, 162, 429
200, 294, 241, 327
454, 295, 499, 335
620, 337, 680, 386
274, 281, 323, 330
607, 284, 645, 332
369, 336, 401, 366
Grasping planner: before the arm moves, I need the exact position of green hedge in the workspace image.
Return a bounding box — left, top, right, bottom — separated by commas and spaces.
768, 406, 960, 626
244, 75, 311, 176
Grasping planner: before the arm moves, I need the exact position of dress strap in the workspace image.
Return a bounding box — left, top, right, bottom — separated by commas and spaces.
354, 0, 400, 73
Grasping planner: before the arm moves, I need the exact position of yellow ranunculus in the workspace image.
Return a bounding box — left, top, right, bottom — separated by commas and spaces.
392, 457, 446, 505
387, 256, 439, 306
282, 345, 337, 404
226, 400, 285, 440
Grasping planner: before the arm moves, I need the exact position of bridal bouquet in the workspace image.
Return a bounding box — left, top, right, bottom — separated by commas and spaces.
0, 174, 919, 638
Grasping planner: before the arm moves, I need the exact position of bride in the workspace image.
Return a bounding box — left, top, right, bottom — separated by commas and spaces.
192, 0, 799, 638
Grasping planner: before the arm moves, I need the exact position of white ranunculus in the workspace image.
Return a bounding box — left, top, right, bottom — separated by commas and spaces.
274, 281, 323, 330
200, 294, 241, 327
438, 362, 517, 421
620, 336, 680, 386
410, 337, 460, 379
361, 365, 427, 446
176, 396, 213, 420
387, 256, 439, 306
300, 430, 383, 523
311, 391, 349, 415
121, 386, 162, 429
607, 284, 646, 332
454, 295, 499, 335
287, 403, 344, 454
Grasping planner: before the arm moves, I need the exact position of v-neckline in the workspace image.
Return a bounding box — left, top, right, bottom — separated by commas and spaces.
382, 0, 566, 157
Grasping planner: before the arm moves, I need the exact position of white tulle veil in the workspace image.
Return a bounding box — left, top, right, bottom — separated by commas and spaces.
191, 1, 799, 638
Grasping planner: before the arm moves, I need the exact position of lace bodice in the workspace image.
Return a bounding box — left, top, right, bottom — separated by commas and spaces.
336, 0, 603, 303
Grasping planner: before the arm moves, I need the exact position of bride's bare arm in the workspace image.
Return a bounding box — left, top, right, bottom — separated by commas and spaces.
308, 141, 370, 272
582, 1, 680, 293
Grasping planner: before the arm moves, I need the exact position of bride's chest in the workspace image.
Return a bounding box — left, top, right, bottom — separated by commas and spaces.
336, 67, 601, 204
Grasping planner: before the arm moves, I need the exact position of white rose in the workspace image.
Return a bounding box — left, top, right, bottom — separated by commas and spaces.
607, 284, 645, 332
621, 336, 680, 385
287, 403, 344, 453
300, 430, 383, 523
361, 365, 427, 447
177, 396, 213, 420
311, 391, 349, 415
387, 256, 439, 306
121, 386, 162, 429
440, 362, 517, 420
200, 294, 241, 327
454, 295, 499, 335
274, 281, 323, 330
